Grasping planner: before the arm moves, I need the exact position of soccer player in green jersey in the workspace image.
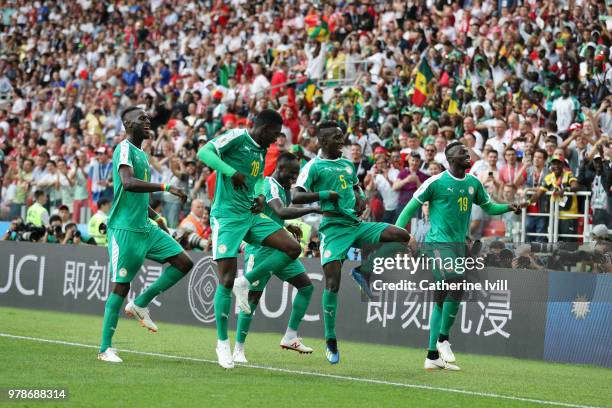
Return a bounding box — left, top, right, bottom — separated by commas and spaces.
232, 152, 321, 363
395, 140, 524, 370
292, 121, 412, 364
98, 106, 193, 363
197, 109, 303, 369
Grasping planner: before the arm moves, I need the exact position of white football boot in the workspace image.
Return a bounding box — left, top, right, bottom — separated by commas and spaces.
424, 357, 460, 371
97, 348, 123, 363
436, 340, 456, 363
280, 336, 314, 354
216, 340, 234, 369
125, 301, 158, 333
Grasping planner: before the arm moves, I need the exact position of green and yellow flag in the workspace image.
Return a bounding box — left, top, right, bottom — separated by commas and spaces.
448, 86, 459, 114
412, 60, 433, 107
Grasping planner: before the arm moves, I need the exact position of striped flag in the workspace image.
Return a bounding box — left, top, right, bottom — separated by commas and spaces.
412, 60, 433, 107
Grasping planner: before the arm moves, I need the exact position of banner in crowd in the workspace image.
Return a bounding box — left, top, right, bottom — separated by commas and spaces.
0, 242, 609, 367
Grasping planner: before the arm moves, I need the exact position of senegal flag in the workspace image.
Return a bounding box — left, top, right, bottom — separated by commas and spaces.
412, 60, 433, 107
305, 13, 330, 42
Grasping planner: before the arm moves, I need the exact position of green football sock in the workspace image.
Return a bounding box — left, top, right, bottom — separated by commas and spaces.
244, 251, 292, 284
214, 285, 232, 341
288, 285, 313, 331
440, 300, 460, 336
428, 303, 444, 351
134, 265, 185, 308
100, 292, 126, 353
322, 289, 338, 340
236, 302, 258, 344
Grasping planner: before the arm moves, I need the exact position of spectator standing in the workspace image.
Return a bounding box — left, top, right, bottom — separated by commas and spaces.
26, 190, 49, 227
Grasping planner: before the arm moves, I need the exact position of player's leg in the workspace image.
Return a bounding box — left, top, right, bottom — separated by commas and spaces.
233, 216, 301, 314
126, 228, 193, 331
317, 221, 354, 364
437, 283, 464, 363
233, 290, 263, 363
351, 223, 411, 299
322, 260, 342, 364
234, 249, 269, 363
281, 272, 314, 353
211, 216, 252, 369
98, 229, 145, 363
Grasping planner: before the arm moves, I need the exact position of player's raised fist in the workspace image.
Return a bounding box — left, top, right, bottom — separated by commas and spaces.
231, 172, 247, 189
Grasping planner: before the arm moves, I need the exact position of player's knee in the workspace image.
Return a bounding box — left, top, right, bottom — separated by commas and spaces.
286, 241, 302, 259
325, 277, 340, 293
112, 282, 130, 297
248, 291, 263, 305
299, 284, 314, 299
181, 256, 194, 273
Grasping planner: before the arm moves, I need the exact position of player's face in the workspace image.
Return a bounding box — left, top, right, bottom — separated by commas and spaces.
279, 160, 301, 188
448, 144, 471, 169
129, 109, 152, 139
260, 123, 283, 148
320, 127, 346, 157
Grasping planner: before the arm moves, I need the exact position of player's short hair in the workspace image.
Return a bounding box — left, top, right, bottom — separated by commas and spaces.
445, 140, 463, 157
317, 121, 342, 139
34, 190, 46, 200
97, 198, 111, 208
121, 106, 143, 123
277, 152, 298, 167
253, 109, 283, 127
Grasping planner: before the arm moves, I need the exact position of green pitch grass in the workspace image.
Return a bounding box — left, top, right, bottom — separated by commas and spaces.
0, 307, 609, 408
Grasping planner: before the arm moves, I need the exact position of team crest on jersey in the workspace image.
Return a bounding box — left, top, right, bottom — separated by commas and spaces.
345, 166, 353, 175
119, 268, 127, 278
218, 244, 227, 254
252, 280, 259, 287
324, 250, 331, 258
468, 186, 474, 195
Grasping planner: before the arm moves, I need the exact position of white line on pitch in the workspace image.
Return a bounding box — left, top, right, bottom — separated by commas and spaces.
0, 332, 599, 408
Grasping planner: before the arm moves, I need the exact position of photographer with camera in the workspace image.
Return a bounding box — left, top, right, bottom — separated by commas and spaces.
178, 199, 211, 251
61, 222, 82, 245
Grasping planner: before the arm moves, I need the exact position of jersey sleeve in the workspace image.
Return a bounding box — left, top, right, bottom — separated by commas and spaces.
473, 177, 491, 206
348, 160, 359, 186
264, 178, 281, 203
117, 142, 132, 168
296, 158, 317, 191
413, 175, 436, 204
209, 130, 245, 155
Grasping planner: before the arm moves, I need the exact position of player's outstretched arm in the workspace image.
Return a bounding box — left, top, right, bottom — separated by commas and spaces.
395, 198, 422, 229
268, 198, 321, 220
291, 186, 339, 205
480, 201, 513, 215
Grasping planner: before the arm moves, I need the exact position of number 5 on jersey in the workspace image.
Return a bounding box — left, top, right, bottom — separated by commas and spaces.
339, 175, 348, 189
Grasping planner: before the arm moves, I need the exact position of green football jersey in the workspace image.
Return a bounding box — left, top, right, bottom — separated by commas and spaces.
296, 156, 359, 222
263, 176, 287, 227
107, 140, 151, 232
210, 129, 266, 218
414, 170, 490, 243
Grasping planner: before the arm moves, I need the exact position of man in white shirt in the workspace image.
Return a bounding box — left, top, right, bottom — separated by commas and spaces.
552, 83, 578, 135
486, 119, 510, 164
250, 64, 270, 96
365, 155, 399, 223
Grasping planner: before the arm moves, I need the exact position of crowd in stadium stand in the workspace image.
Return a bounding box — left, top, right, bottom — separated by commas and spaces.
0, 0, 610, 251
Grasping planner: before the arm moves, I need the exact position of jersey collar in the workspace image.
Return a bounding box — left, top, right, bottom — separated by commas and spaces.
445, 170, 466, 181
245, 130, 261, 148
